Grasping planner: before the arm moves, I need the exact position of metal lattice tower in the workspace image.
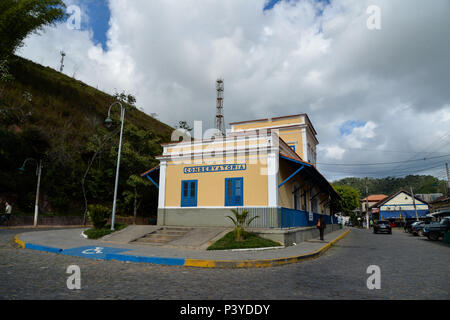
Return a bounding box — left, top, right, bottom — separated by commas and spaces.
215, 79, 225, 135
59, 51, 66, 73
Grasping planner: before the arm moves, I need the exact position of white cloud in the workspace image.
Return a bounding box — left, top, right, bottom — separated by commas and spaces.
17, 0, 450, 180
321, 145, 346, 160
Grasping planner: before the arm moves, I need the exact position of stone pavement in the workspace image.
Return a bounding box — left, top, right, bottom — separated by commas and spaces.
14, 226, 350, 268
2, 227, 449, 299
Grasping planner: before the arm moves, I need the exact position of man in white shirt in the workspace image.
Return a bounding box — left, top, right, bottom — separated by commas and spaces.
5, 202, 12, 226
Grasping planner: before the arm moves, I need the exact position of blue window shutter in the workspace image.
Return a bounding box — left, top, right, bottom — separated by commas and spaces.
225, 178, 243, 206
181, 180, 197, 207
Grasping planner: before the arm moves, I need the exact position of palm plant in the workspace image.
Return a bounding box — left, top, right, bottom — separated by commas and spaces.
227, 209, 258, 241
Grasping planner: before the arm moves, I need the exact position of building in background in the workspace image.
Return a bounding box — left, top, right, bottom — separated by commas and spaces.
360, 194, 387, 218
371, 190, 429, 222
429, 195, 450, 215
415, 193, 443, 203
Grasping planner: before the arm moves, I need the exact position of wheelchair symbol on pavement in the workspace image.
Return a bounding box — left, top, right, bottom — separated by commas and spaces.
82, 247, 104, 255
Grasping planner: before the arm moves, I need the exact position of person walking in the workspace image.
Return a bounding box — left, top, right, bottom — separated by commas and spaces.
317, 216, 326, 241
5, 202, 12, 226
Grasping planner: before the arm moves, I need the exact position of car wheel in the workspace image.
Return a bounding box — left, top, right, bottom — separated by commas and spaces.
418, 230, 424, 237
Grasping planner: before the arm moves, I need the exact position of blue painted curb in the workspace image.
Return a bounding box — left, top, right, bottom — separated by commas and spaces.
19, 239, 185, 266
106, 253, 185, 266
25, 243, 63, 253
15, 230, 351, 268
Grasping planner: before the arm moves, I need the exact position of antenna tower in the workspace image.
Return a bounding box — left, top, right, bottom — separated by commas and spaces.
215, 79, 225, 135
59, 51, 66, 73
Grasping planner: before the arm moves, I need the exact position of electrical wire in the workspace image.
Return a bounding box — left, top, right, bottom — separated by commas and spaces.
317, 153, 450, 166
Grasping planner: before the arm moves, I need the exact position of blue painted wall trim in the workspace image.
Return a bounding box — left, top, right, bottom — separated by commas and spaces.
280, 207, 337, 228
380, 210, 429, 219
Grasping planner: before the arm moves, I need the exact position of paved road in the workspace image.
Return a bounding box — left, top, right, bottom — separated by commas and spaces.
0, 227, 448, 300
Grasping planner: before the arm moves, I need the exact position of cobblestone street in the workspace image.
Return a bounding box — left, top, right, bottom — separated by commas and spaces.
0, 227, 448, 300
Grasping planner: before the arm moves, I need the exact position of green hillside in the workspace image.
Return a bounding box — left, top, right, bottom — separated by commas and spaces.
0, 55, 173, 219
333, 175, 448, 199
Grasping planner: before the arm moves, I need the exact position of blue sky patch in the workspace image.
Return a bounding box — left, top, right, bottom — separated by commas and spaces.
84, 0, 110, 50
66, 0, 111, 50
339, 120, 366, 136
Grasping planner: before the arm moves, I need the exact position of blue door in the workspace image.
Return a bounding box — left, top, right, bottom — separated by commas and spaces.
181, 180, 197, 207
225, 178, 243, 206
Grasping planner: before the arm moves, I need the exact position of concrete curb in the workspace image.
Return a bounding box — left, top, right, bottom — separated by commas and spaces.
13, 230, 350, 269
2, 225, 90, 230
184, 229, 350, 268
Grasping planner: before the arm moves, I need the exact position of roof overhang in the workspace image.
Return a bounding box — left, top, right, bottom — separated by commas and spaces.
140, 165, 160, 189
279, 154, 340, 200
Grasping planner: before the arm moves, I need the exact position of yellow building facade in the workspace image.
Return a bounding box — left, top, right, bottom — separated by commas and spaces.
142, 114, 339, 229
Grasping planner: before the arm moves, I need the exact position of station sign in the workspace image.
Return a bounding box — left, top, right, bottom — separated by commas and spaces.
183, 164, 247, 174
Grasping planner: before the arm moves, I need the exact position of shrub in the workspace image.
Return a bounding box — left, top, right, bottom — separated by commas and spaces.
226, 209, 258, 242
87, 204, 110, 229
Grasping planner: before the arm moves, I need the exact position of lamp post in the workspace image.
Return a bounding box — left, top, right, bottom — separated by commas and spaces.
410, 187, 419, 221
19, 158, 42, 227
105, 101, 125, 231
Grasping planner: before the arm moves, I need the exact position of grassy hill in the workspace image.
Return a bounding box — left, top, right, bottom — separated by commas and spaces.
0, 55, 173, 218
333, 175, 448, 199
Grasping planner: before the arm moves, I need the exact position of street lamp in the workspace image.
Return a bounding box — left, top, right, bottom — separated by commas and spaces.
19, 158, 43, 228
105, 101, 125, 231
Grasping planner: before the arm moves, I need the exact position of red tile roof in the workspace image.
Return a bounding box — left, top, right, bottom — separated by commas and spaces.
360, 194, 388, 202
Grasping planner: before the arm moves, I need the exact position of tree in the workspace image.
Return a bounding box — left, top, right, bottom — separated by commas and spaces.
0, 0, 67, 58
123, 175, 151, 224
332, 185, 361, 216
81, 126, 120, 225
175, 121, 193, 132
113, 90, 136, 106
0, 60, 14, 97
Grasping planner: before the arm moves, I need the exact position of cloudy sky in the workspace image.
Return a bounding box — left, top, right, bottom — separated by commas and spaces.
18, 0, 450, 181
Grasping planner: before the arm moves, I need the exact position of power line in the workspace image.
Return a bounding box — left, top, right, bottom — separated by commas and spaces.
317, 153, 450, 167
319, 147, 450, 155
320, 163, 445, 176
387, 132, 450, 174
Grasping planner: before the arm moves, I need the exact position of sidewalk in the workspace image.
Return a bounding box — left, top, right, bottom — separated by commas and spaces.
14, 227, 350, 268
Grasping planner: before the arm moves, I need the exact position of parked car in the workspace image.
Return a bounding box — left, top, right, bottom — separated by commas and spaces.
404, 219, 417, 233
410, 221, 426, 236
347, 221, 354, 227
374, 220, 392, 234
422, 217, 450, 241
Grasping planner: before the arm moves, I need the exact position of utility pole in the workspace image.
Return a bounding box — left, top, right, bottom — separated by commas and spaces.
410, 186, 419, 221
33, 160, 42, 227
365, 177, 369, 229
446, 163, 450, 195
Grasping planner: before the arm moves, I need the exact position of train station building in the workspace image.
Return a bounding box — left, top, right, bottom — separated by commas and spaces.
141, 114, 339, 233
